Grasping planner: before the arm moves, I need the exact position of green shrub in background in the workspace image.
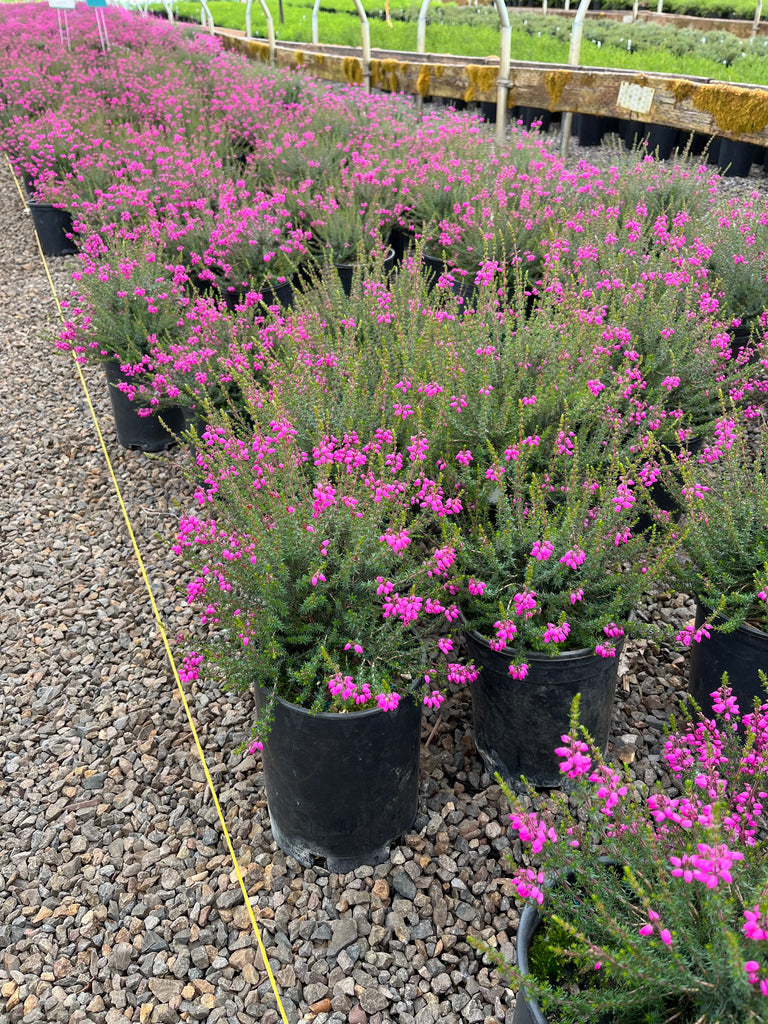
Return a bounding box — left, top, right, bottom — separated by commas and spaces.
163, 0, 768, 85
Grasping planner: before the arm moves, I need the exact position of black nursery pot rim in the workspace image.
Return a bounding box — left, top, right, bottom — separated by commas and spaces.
695, 597, 768, 639
333, 245, 395, 270
26, 198, 67, 208
517, 903, 546, 1014
260, 685, 416, 722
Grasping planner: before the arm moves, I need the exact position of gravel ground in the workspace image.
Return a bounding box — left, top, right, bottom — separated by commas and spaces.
0, 133, 731, 1024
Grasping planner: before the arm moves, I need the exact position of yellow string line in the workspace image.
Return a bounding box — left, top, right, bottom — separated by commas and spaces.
7, 156, 290, 1024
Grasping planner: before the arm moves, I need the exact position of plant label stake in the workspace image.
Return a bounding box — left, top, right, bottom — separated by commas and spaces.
86, 0, 110, 54
48, 0, 75, 52
560, 0, 592, 160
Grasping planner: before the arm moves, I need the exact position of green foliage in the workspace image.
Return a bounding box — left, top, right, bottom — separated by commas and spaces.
65, 236, 192, 365
473, 694, 768, 1024
177, 397, 458, 731
697, 196, 768, 327
298, 179, 393, 262
677, 404, 768, 632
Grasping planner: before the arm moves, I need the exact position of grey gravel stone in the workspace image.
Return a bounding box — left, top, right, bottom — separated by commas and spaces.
142, 931, 170, 954
110, 944, 133, 971
327, 918, 359, 957
392, 869, 417, 900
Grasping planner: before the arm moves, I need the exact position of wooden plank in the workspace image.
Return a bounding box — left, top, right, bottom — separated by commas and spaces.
218, 31, 768, 144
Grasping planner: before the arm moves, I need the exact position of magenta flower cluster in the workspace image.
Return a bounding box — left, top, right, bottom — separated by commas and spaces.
500, 683, 768, 1020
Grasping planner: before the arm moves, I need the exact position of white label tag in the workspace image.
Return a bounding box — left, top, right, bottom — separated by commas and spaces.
617, 81, 655, 115
49, 0, 76, 8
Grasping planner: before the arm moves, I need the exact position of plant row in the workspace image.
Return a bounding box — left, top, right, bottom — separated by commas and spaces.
2, 2, 768, 716
163, 0, 768, 85
4, 8, 768, 1014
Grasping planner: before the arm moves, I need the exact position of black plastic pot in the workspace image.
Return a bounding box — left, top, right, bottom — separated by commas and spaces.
681, 131, 709, 158
729, 323, 760, 365
421, 250, 477, 304
465, 629, 620, 788
645, 124, 679, 161
480, 101, 497, 124
622, 119, 647, 151
187, 271, 217, 297
390, 226, 415, 265
28, 201, 77, 257
717, 138, 756, 178
512, 903, 547, 1024
104, 360, 186, 452
255, 688, 422, 871
218, 277, 293, 312
634, 433, 704, 534
689, 598, 768, 718
334, 247, 395, 298
21, 171, 36, 199
517, 107, 551, 132
575, 113, 607, 148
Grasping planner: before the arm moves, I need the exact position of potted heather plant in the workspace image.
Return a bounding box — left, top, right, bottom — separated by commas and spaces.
480, 683, 768, 1024
701, 198, 768, 353
57, 232, 192, 450
297, 180, 394, 296
197, 185, 309, 310
444, 415, 683, 788
675, 404, 768, 716
173, 403, 472, 870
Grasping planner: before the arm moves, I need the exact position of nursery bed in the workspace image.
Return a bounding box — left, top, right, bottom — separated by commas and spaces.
0, 131, 754, 1024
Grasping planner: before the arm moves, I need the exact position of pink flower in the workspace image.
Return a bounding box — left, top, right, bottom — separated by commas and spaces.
493, 619, 518, 648
447, 663, 479, 686
380, 529, 411, 553
511, 867, 547, 905
376, 692, 401, 711
555, 734, 591, 778
745, 961, 761, 985
531, 539, 554, 561
676, 622, 712, 647
543, 621, 570, 644
423, 690, 444, 710
559, 547, 586, 570
638, 908, 671, 946
595, 644, 617, 658
514, 591, 538, 617
612, 479, 635, 510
